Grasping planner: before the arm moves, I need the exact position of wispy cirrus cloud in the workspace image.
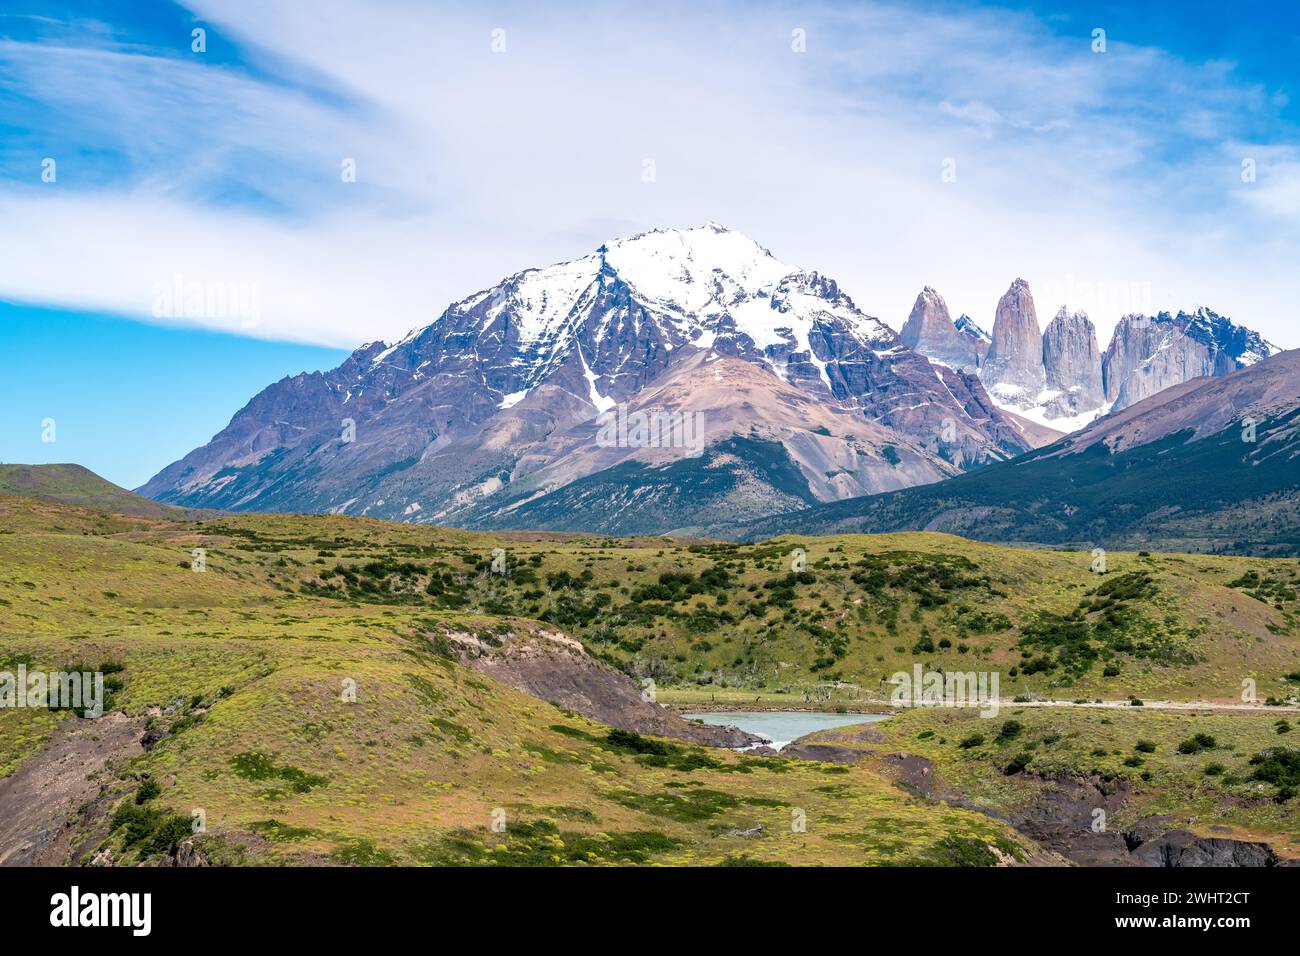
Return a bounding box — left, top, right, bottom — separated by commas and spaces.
0, 0, 1296, 348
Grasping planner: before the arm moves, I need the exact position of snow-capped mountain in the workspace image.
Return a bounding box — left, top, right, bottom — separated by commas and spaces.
140, 223, 1031, 532
954, 314, 991, 355
1102, 307, 1277, 411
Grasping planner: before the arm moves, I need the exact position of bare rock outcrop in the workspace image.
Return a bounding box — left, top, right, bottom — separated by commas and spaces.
899, 287, 986, 372
1103, 308, 1275, 412
979, 279, 1045, 404
1126, 827, 1282, 867
1041, 307, 1105, 417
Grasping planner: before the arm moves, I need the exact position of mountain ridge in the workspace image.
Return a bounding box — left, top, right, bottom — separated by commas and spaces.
139, 224, 1284, 539
139, 224, 1030, 528
728, 349, 1300, 556
905, 280, 1276, 433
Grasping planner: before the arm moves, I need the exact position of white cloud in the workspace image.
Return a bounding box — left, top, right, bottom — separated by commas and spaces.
0, 0, 1296, 351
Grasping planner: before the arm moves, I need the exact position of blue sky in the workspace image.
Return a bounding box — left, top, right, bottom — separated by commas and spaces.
1, 0, 1298, 488
0, 301, 347, 488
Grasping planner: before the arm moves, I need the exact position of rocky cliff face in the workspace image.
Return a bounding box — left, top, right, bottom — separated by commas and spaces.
1103, 308, 1275, 411
979, 279, 1046, 403
140, 224, 1030, 532
898, 287, 985, 371
971, 288, 1274, 431
1042, 308, 1105, 417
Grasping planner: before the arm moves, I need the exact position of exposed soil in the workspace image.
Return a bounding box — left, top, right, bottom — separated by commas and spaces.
0, 711, 144, 866
999, 771, 1136, 866
448, 627, 763, 748
781, 732, 1293, 867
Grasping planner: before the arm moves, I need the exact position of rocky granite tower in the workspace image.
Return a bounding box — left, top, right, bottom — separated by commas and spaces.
979, 278, 1045, 404
1102, 308, 1275, 412
1042, 307, 1104, 416
899, 287, 986, 371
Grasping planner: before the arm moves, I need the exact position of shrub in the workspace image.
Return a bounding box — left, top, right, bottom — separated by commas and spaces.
605, 729, 669, 756
1247, 747, 1300, 797
1003, 752, 1032, 775
135, 778, 161, 804
996, 720, 1023, 742
1176, 733, 1217, 755
111, 802, 193, 857
923, 836, 1006, 867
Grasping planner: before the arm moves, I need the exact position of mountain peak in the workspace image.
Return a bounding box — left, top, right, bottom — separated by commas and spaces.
602, 222, 777, 273
140, 223, 1031, 525
899, 287, 988, 372
980, 278, 1045, 398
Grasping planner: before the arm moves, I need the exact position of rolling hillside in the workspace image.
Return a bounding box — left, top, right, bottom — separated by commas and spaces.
3, 477, 1298, 865
0, 490, 1029, 867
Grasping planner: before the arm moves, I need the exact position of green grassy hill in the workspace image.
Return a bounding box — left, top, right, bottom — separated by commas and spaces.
0, 463, 203, 520
0, 494, 1028, 867
202, 515, 1298, 706
3, 481, 1299, 866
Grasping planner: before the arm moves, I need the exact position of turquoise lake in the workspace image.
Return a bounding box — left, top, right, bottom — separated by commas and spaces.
681, 710, 891, 749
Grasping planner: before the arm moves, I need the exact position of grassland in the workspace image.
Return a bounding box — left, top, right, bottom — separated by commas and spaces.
177, 515, 1300, 705
0, 463, 200, 520
0, 495, 1031, 866
3, 489, 1299, 866
801, 706, 1300, 859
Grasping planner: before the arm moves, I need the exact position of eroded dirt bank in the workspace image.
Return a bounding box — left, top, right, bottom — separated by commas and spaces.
782, 728, 1296, 868
0, 711, 144, 866
444, 625, 764, 748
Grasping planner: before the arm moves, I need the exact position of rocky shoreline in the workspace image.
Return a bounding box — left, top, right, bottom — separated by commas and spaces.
770, 725, 1298, 868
